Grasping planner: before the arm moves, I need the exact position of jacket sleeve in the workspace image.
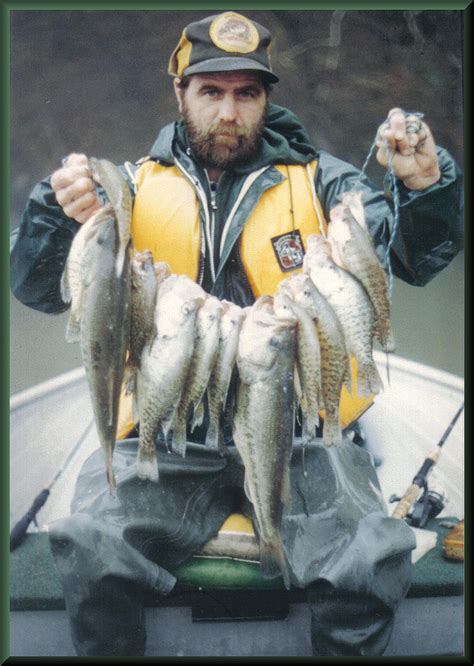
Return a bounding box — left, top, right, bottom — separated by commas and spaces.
10, 163, 138, 314
10, 177, 81, 314
315, 146, 463, 286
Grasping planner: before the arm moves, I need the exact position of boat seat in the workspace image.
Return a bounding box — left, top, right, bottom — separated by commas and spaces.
10, 516, 463, 613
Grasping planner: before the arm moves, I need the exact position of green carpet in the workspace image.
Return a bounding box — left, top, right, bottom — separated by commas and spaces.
10, 518, 463, 611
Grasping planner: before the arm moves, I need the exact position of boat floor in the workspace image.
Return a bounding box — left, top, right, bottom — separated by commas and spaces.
9, 352, 465, 658
10, 596, 464, 657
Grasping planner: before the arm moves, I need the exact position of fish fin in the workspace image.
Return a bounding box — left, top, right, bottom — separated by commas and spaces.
385, 351, 391, 387
60, 266, 71, 303
123, 362, 137, 396
322, 416, 343, 447
171, 420, 187, 458
259, 537, 291, 590
281, 467, 292, 507
65, 315, 81, 343
343, 357, 353, 393
244, 476, 253, 504
132, 393, 140, 424
357, 361, 383, 397
191, 400, 205, 432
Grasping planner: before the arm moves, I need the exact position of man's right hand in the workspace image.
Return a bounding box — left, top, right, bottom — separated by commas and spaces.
51, 153, 103, 224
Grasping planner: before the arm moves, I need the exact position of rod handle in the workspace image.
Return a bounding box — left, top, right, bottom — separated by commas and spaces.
391, 483, 421, 520
10, 489, 50, 552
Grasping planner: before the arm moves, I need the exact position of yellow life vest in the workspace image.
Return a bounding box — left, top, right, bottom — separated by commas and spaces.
117, 159, 373, 439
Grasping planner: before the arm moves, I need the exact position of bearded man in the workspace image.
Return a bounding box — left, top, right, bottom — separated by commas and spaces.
10, 11, 463, 658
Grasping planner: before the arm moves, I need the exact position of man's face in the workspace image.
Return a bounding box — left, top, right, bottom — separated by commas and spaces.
174, 71, 268, 171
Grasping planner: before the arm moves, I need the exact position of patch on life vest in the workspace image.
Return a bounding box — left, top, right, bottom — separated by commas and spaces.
271, 230, 305, 272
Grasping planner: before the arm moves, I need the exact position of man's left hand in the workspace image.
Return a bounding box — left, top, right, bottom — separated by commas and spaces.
375, 108, 441, 191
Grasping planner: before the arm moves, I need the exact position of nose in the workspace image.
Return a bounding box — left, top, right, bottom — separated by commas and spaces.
217, 94, 238, 123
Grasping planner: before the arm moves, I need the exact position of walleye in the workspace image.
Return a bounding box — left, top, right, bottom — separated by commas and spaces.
233, 296, 296, 589
171, 294, 224, 458
279, 274, 349, 447
61, 158, 133, 493
304, 235, 383, 398
274, 290, 322, 442
136, 275, 205, 481
205, 300, 246, 452
328, 200, 395, 352
125, 253, 169, 395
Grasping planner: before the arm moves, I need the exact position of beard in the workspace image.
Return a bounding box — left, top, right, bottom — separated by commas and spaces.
182, 99, 267, 171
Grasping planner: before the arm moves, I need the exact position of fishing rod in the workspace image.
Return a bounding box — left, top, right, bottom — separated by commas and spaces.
390, 401, 464, 525
10, 417, 95, 552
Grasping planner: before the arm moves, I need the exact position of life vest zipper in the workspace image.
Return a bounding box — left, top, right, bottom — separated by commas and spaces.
174, 158, 215, 286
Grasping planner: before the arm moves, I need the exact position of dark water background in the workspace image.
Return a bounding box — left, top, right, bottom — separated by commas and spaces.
9, 9, 465, 394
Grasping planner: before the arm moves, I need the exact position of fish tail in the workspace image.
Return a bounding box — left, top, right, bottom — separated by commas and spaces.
357, 361, 383, 397
302, 411, 319, 441
259, 537, 291, 590
381, 324, 396, 354
171, 420, 187, 458
106, 461, 117, 495
136, 442, 159, 481
322, 415, 343, 447
205, 419, 222, 451
191, 400, 205, 432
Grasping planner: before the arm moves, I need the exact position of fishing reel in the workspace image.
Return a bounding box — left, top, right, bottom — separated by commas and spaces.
389, 483, 446, 529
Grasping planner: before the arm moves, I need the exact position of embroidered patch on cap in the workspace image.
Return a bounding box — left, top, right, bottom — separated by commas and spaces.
209, 12, 260, 54
271, 230, 305, 272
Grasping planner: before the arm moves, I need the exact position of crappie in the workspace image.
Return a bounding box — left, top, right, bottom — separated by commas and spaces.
279, 274, 349, 447
328, 204, 395, 352
205, 300, 246, 452
304, 235, 383, 398
274, 290, 322, 442
233, 296, 296, 589
171, 294, 224, 457
136, 275, 205, 481
125, 253, 169, 395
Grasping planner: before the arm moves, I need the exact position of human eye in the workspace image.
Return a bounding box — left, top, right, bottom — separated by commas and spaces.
238, 88, 258, 99
201, 87, 220, 98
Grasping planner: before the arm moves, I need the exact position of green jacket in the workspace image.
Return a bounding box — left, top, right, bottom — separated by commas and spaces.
10, 103, 463, 313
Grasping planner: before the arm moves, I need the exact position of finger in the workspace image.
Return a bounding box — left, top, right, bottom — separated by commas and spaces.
74, 201, 104, 225
62, 190, 101, 220
405, 114, 423, 146
51, 164, 92, 191
62, 153, 89, 169
54, 176, 96, 207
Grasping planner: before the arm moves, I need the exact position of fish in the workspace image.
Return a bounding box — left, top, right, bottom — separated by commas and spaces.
135, 274, 205, 481
328, 201, 395, 353
205, 300, 246, 452
273, 290, 323, 442
61, 158, 133, 493
233, 295, 296, 589
278, 273, 350, 447
89, 157, 132, 277
171, 294, 224, 458
125, 253, 169, 395
304, 235, 383, 398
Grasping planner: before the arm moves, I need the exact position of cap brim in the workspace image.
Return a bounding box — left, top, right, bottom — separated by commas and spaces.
183, 56, 279, 83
